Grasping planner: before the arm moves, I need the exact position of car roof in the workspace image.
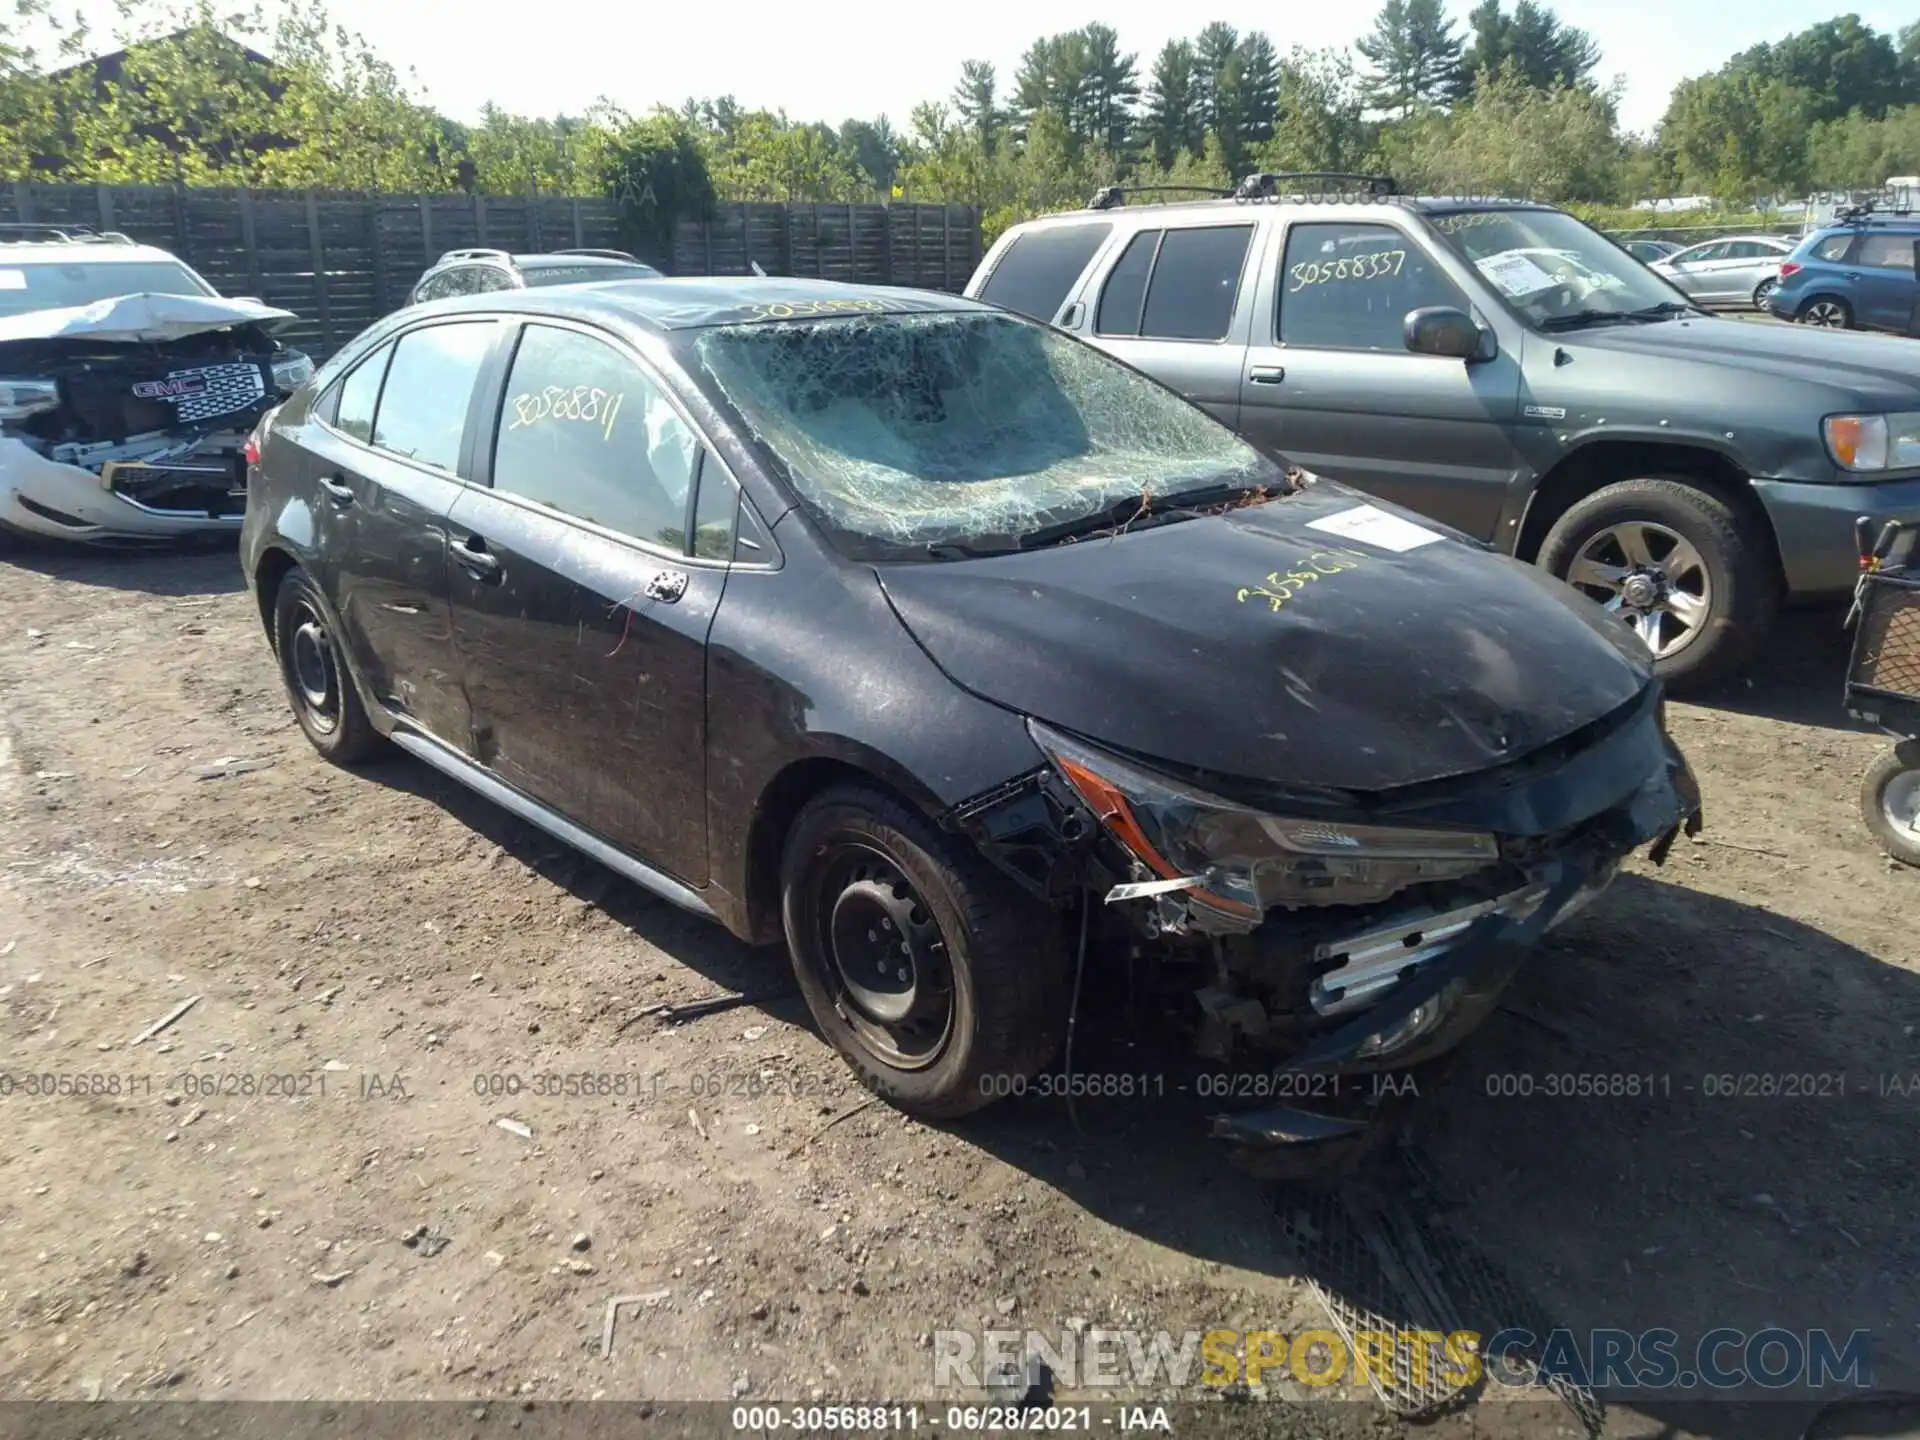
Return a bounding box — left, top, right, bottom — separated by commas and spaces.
0, 240, 191, 264
513, 253, 656, 270
413, 276, 992, 332
1004, 195, 1558, 230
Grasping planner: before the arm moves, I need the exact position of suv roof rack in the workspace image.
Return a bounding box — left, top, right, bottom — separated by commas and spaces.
0, 223, 137, 245
1086, 171, 1401, 210
436, 247, 513, 264
547, 247, 639, 261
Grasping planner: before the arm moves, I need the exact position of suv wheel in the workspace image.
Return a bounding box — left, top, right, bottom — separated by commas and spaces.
1538, 478, 1777, 691
779, 783, 1066, 1118
272, 567, 383, 764
1799, 296, 1853, 328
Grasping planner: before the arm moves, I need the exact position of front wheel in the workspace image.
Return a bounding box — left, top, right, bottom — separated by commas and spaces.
1861, 741, 1920, 867
779, 784, 1067, 1118
1538, 478, 1778, 691
1799, 296, 1853, 328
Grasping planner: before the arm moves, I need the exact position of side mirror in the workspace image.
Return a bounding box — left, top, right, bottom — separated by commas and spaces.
1404, 306, 1490, 361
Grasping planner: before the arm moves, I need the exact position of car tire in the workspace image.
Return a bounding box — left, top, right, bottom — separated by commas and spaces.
1798, 295, 1853, 328
779, 783, 1067, 1119
272, 566, 382, 765
1538, 477, 1778, 691
1752, 277, 1777, 310
1860, 741, 1920, 868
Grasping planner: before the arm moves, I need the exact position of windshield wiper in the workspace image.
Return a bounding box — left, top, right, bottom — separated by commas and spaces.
920, 478, 1282, 561
1625, 300, 1703, 320
1540, 301, 1699, 333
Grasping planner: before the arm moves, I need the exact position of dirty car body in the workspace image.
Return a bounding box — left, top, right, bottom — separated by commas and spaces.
0, 259, 311, 549
241, 277, 1702, 1153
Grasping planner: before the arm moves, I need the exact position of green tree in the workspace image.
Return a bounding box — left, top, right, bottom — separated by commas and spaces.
1259, 46, 1374, 175
1396, 63, 1620, 200
597, 109, 713, 261
1728, 15, 1901, 123
837, 116, 900, 194
951, 59, 1002, 156
1077, 23, 1139, 157
1235, 32, 1281, 152
1660, 68, 1814, 204
1192, 22, 1241, 149
1142, 39, 1200, 168
1455, 0, 1600, 98
1355, 0, 1463, 117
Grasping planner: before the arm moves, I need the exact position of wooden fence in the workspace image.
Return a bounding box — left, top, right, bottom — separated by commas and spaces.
0, 182, 982, 360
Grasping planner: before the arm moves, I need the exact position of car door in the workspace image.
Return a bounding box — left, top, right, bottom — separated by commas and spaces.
1080, 221, 1257, 428
1719, 239, 1781, 300
1846, 231, 1919, 332
444, 319, 726, 885
1661, 242, 1728, 300
1237, 216, 1525, 542
298, 319, 498, 748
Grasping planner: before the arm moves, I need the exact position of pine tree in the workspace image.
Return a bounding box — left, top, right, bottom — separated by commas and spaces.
1355, 0, 1464, 117
1143, 39, 1200, 168
952, 59, 1002, 156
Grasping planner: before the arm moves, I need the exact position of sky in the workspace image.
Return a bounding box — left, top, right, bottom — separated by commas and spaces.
76, 0, 1920, 138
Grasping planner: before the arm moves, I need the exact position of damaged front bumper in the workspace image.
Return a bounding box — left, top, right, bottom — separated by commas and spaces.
0, 428, 250, 544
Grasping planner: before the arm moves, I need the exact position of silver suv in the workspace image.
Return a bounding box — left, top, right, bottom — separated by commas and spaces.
967, 173, 1920, 689
409, 248, 661, 303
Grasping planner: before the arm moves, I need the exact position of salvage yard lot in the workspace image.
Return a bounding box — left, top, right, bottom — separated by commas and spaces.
0, 546, 1916, 1432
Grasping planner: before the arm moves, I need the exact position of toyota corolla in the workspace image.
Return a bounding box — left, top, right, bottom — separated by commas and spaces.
240, 278, 1701, 1161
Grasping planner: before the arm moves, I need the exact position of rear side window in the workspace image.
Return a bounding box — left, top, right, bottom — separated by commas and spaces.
1857, 233, 1917, 270
1139, 225, 1253, 340
979, 223, 1111, 321
333, 343, 391, 443
1096, 231, 1158, 335
371, 321, 495, 472
1811, 233, 1855, 262
491, 323, 697, 548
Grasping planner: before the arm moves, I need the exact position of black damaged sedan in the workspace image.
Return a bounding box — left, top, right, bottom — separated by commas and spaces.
241, 277, 1701, 1154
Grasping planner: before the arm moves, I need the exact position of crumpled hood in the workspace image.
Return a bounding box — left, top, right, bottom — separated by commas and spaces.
876, 487, 1652, 794
0, 292, 297, 346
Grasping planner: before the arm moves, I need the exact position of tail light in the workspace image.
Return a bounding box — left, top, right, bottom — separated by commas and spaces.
1779, 261, 1802, 278
243, 435, 260, 467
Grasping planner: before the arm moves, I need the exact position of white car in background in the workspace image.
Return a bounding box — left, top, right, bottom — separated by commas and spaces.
0, 225, 313, 552
1650, 235, 1796, 310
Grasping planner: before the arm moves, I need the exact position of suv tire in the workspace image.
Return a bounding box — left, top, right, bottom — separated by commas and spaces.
1798, 296, 1853, 328
779, 783, 1067, 1118
272, 567, 383, 765
1538, 477, 1777, 691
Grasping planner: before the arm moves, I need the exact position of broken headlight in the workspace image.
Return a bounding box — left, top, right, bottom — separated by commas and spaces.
0, 378, 59, 424
1029, 719, 1499, 920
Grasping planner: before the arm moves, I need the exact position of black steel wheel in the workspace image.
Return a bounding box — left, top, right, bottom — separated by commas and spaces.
780, 783, 1066, 1117
272, 567, 381, 764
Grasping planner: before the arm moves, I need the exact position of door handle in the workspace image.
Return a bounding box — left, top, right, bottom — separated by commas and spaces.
453, 535, 503, 582
318, 475, 354, 504
1248, 365, 1286, 385
644, 569, 689, 604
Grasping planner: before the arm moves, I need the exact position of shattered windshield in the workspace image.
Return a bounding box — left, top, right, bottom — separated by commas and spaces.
0, 260, 216, 317
1428, 208, 1688, 329
687, 311, 1280, 558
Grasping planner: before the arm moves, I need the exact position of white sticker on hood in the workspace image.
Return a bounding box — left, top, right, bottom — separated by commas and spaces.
1306, 503, 1443, 553
0, 270, 26, 290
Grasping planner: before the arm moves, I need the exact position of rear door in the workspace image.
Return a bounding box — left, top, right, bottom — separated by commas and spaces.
299, 318, 499, 748
1661, 241, 1729, 300
1237, 217, 1525, 541
444, 319, 727, 884
1080, 221, 1256, 429
1847, 231, 1919, 332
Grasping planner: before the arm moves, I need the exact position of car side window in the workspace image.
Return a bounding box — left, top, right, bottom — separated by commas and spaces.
1095, 230, 1159, 336
1857, 233, 1917, 270
332, 343, 392, 443
370, 321, 496, 472
1723, 241, 1768, 259
491, 323, 697, 549
1278, 222, 1466, 352
471, 266, 518, 293
1133, 225, 1253, 341
413, 270, 458, 303
1687, 242, 1729, 262
691, 456, 739, 561
1812, 233, 1855, 262
978, 222, 1112, 322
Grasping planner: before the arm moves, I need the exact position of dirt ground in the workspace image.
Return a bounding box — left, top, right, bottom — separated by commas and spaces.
0, 544, 1915, 1438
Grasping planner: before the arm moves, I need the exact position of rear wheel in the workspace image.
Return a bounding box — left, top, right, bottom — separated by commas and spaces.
1752, 277, 1778, 310
779, 784, 1066, 1118
1538, 477, 1777, 691
1798, 296, 1853, 328
1861, 741, 1920, 868
272, 567, 382, 765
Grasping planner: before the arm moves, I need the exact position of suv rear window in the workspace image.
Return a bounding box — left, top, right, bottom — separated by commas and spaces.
978, 223, 1111, 322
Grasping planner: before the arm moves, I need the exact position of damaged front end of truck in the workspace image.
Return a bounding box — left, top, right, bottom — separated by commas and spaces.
0, 294, 308, 546
944, 683, 1702, 1173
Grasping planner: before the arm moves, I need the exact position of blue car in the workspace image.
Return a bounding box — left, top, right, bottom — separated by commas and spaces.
1768, 218, 1920, 333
